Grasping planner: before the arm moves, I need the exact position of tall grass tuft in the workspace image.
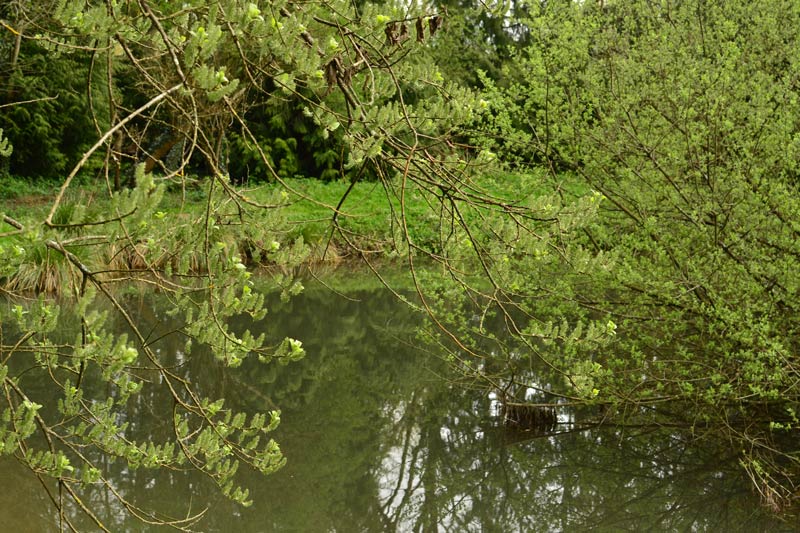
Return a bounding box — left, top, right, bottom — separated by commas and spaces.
5, 241, 80, 294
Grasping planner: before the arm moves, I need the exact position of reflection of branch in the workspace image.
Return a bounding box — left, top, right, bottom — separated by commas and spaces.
1, 331, 34, 366
378, 390, 424, 527
499, 423, 602, 447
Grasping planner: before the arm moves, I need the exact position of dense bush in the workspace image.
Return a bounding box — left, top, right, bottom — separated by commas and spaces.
457, 0, 800, 509
0, 40, 99, 179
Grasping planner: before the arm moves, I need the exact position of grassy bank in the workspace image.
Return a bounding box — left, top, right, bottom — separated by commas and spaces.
1, 170, 576, 293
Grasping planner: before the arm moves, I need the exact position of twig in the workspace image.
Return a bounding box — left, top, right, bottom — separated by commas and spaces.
45, 83, 182, 227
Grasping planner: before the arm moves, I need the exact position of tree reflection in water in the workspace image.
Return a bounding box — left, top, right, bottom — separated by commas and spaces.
0, 280, 795, 531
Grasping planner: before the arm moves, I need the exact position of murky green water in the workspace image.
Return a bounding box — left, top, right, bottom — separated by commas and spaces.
0, 279, 795, 531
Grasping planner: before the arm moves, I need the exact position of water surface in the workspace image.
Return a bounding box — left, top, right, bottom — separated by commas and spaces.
0, 279, 794, 531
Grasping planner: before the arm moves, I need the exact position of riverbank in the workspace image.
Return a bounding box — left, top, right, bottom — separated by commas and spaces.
1, 171, 564, 294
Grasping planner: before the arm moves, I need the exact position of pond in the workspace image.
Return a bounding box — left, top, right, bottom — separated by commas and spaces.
0, 278, 795, 531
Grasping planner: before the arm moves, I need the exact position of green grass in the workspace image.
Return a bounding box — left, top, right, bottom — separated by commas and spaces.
1, 170, 589, 276
244, 171, 583, 254
269, 178, 401, 246
0, 176, 61, 200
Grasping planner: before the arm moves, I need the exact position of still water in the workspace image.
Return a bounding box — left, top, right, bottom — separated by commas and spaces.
0, 278, 794, 531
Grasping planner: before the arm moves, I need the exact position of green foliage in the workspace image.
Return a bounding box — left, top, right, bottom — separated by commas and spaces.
6, 0, 800, 521
0, 40, 98, 179
0, 0, 479, 527
447, 0, 800, 510
0, 169, 310, 526
228, 95, 345, 183
430, 0, 531, 87
0, 129, 11, 158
